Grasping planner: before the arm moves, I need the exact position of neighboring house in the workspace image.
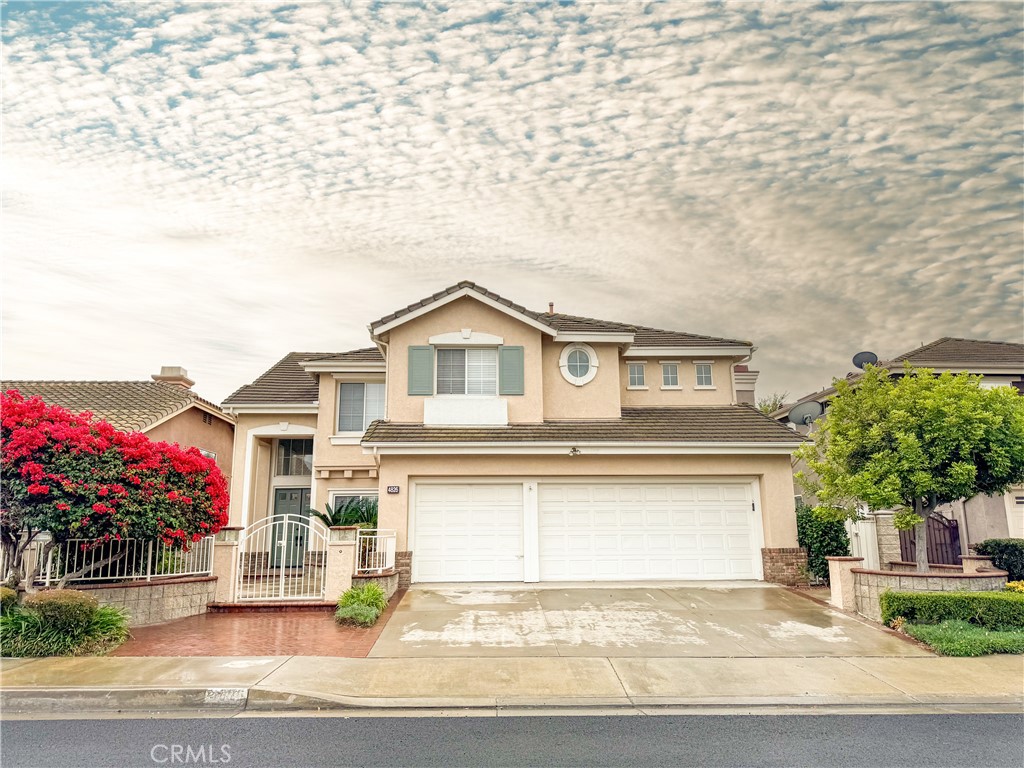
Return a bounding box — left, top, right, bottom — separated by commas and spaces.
773, 337, 1024, 567
223, 281, 806, 588
2, 367, 235, 481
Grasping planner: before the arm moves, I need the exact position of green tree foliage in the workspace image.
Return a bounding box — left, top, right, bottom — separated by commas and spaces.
756, 391, 789, 415
795, 503, 850, 582
796, 365, 1024, 571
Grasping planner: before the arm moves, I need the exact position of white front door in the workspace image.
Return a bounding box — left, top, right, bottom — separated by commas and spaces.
538, 482, 760, 581
413, 483, 524, 582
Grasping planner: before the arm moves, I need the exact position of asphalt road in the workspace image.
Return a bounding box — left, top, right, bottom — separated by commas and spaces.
2, 714, 1022, 768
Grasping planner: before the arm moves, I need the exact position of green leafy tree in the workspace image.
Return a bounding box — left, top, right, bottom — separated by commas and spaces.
756, 391, 789, 415
796, 365, 1024, 572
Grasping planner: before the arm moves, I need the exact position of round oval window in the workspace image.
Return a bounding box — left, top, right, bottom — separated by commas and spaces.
567, 349, 590, 378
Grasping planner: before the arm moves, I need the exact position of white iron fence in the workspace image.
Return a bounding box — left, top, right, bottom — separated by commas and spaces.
356, 529, 397, 575
236, 514, 328, 601
27, 534, 214, 587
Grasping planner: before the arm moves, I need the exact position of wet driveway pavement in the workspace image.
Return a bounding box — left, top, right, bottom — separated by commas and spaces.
369, 583, 931, 658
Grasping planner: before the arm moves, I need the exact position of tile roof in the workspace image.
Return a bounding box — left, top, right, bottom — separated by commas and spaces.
889, 337, 1024, 367
1, 380, 229, 432
368, 280, 750, 347
362, 406, 804, 444
223, 349, 385, 405
772, 337, 1024, 419
222, 352, 328, 405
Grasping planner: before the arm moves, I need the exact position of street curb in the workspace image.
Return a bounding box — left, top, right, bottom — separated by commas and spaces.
4, 685, 1022, 716
1, 687, 248, 714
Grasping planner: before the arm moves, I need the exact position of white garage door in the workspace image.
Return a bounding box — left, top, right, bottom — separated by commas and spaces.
539, 483, 759, 581
413, 483, 524, 582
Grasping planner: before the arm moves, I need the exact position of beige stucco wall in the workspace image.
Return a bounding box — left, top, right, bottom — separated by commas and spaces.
146, 406, 235, 481
226, 412, 318, 527
619, 358, 739, 407
384, 296, 546, 423
541, 338, 621, 420
375, 452, 798, 551
313, 372, 381, 470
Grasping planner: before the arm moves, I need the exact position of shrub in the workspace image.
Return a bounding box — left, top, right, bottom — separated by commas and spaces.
23, 590, 98, 634
973, 539, 1024, 581
1005, 581, 1024, 594
338, 583, 387, 613
904, 620, 1024, 657
880, 590, 1024, 630
0, 587, 17, 614
335, 603, 381, 627
1, 604, 129, 656
795, 503, 850, 583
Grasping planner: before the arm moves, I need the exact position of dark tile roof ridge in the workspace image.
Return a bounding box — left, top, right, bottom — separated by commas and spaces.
222, 351, 329, 404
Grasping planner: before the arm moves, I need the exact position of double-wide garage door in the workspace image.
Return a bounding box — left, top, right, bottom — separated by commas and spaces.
413, 481, 760, 583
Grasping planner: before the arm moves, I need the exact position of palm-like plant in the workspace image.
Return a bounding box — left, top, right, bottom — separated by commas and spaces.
309, 497, 378, 529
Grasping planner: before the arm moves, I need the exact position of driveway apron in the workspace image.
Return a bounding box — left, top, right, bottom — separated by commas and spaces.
369, 584, 930, 658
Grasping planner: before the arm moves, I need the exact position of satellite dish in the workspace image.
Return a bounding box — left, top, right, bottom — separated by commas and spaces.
788, 400, 824, 426
852, 351, 878, 370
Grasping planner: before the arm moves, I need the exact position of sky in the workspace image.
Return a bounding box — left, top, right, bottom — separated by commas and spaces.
2, 1, 1022, 404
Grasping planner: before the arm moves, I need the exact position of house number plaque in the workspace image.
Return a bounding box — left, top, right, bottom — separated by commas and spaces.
387, 486, 400, 494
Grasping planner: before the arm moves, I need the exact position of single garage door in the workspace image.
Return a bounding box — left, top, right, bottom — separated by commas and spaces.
413, 483, 524, 582
539, 482, 759, 580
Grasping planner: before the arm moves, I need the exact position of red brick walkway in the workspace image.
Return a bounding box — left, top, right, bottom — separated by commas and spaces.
112, 592, 404, 657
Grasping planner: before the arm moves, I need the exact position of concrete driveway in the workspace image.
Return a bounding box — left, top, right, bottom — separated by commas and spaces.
369, 583, 930, 658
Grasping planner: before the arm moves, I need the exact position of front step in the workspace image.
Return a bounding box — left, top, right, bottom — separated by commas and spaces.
207, 601, 335, 613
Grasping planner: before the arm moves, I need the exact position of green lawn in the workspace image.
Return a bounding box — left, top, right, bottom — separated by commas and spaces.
905, 620, 1024, 657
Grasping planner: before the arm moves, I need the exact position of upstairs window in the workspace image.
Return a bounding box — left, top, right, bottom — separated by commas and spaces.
628, 363, 646, 388
559, 343, 599, 386
695, 363, 714, 388
276, 439, 313, 476
436, 348, 497, 395
661, 363, 680, 388
338, 383, 385, 432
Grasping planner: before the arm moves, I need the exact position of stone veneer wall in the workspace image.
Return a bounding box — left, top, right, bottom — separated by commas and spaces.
76, 576, 217, 627
852, 569, 1007, 623
874, 514, 903, 567
761, 547, 809, 586
395, 551, 412, 589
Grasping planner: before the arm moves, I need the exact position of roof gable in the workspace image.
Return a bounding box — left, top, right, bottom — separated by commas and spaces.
369, 281, 557, 337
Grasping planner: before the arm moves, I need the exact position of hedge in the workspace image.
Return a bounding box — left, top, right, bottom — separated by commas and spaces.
796, 504, 850, 583
880, 590, 1024, 631
973, 539, 1024, 581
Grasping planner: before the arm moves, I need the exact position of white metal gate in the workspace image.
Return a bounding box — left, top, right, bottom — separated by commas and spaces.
237, 514, 328, 601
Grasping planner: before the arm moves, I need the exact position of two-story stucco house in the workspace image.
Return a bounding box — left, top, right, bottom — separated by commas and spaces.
222, 282, 806, 589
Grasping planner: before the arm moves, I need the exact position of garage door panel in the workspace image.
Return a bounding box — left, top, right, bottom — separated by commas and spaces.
539, 482, 759, 582
414, 483, 523, 583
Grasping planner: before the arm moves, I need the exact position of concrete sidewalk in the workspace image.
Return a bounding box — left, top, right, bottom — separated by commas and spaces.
2, 654, 1022, 716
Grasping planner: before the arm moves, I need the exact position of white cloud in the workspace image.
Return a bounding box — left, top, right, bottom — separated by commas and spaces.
1, 1, 1021, 401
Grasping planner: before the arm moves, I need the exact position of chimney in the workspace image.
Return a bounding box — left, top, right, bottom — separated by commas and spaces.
547, 302, 555, 315
152, 366, 195, 389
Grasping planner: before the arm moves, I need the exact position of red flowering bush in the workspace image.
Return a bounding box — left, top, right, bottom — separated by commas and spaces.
1, 390, 228, 586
